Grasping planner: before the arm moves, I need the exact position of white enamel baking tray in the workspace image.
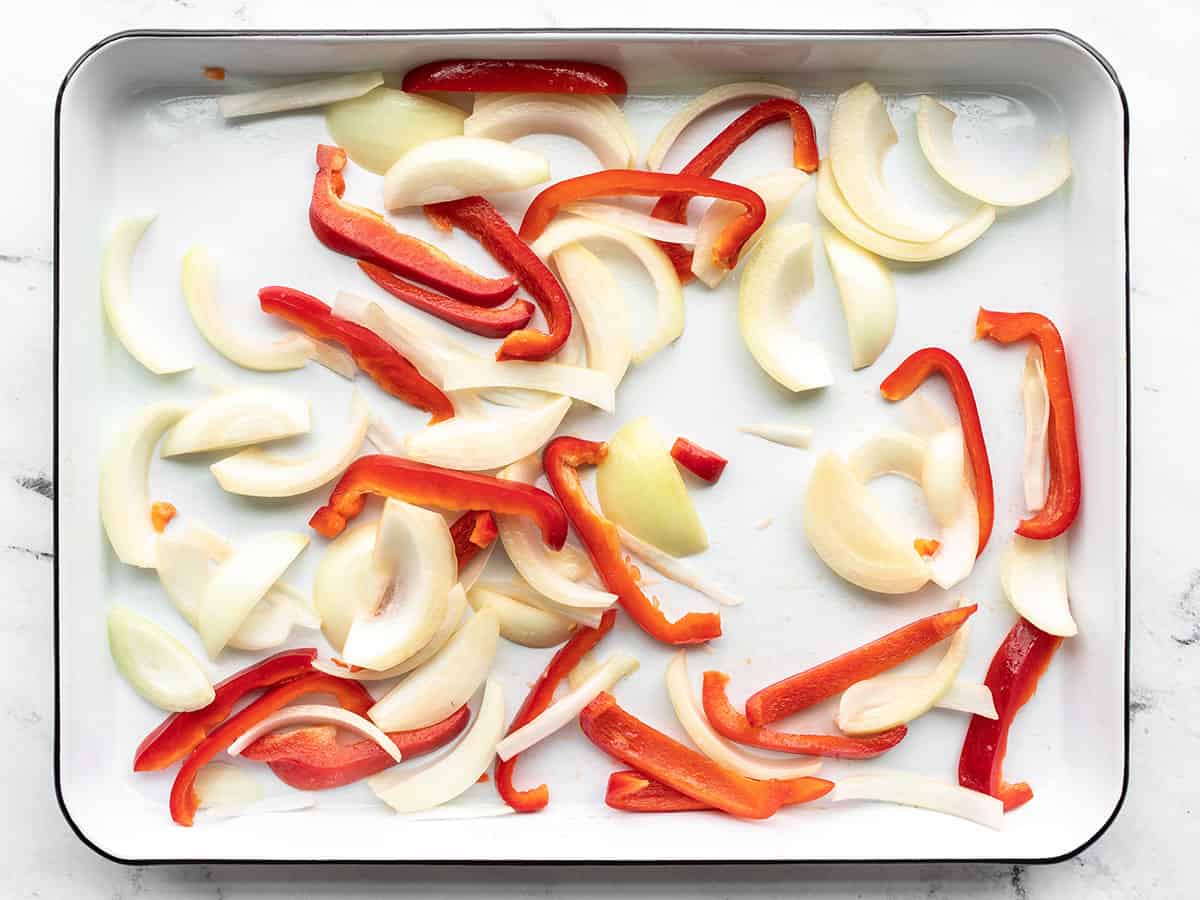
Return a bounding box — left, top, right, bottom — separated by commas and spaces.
54, 29, 1129, 865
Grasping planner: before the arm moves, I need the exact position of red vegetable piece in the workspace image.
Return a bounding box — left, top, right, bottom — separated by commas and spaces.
402, 59, 627, 95
450, 510, 498, 571
670, 437, 728, 484
604, 770, 711, 813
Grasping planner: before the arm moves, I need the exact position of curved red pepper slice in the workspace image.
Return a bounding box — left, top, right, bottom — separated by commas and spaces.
402, 59, 627, 95
605, 770, 712, 813
880, 347, 995, 556
543, 436, 721, 645
976, 309, 1081, 540
670, 437, 727, 484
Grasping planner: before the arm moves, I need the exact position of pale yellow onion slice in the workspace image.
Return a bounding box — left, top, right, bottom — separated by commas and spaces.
440, 358, 615, 412
312, 522, 378, 652
552, 243, 633, 385
218, 71, 382, 118
210, 389, 369, 497
566, 650, 601, 690
226, 592, 308, 652
830, 773, 1003, 830
160, 388, 310, 458
101, 402, 190, 568
477, 579, 604, 630
1001, 534, 1078, 637
465, 94, 633, 168
939, 680, 998, 719
564, 202, 698, 244
1022, 347, 1050, 512
617, 526, 743, 608
822, 229, 896, 369
921, 427, 967, 527
472, 93, 639, 161
817, 164, 995, 263
495, 654, 639, 761
467, 585, 575, 648
368, 607, 500, 732
646, 81, 798, 171
848, 430, 926, 482
194, 762, 264, 810
326, 87, 466, 175
227, 704, 403, 763
107, 606, 214, 711
738, 223, 833, 393
370, 679, 505, 814
383, 136, 549, 209
916, 96, 1072, 207
738, 423, 813, 449
101, 214, 193, 375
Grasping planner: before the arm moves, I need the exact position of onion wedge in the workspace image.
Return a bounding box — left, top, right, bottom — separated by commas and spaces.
160, 388, 310, 458
939, 680, 998, 719
216, 71, 383, 118
468, 585, 576, 648
194, 762, 264, 810
464, 94, 634, 169
1000, 534, 1078, 637
326, 87, 467, 175
552, 243, 633, 386
440, 359, 615, 412
227, 704, 403, 763
477, 579, 604, 630
1022, 347, 1051, 512
564, 202, 699, 244
916, 96, 1072, 207
822, 229, 896, 369
830, 773, 1003, 830
313, 522, 378, 652
383, 136, 549, 209
107, 606, 214, 712
738, 423, 813, 449
617, 526, 743, 608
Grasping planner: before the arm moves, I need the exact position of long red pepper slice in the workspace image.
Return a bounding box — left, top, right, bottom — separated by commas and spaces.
259, 285, 454, 424
310, 145, 516, 304
170, 673, 374, 826
450, 509, 498, 570
519, 171, 767, 271
880, 347, 994, 556
241, 706, 471, 791
543, 436, 721, 645
357, 261, 535, 339
311, 454, 568, 548
605, 770, 711, 813
976, 309, 1082, 540
133, 648, 317, 772
670, 437, 728, 484
425, 196, 572, 361
745, 604, 977, 726
496, 609, 617, 812
959, 617, 1062, 812
402, 59, 627, 95
580, 692, 833, 819
702, 671, 907, 759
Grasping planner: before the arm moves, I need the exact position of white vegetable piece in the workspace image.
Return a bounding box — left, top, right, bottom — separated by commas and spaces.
383, 136, 550, 209
822, 229, 896, 369
738, 423, 813, 449
468, 585, 576, 648
830, 773, 1004, 830
552, 243, 633, 387
617, 526, 743, 608
227, 704, 403, 763
564, 202, 698, 244
217, 71, 383, 118
938, 680, 998, 719
194, 762, 264, 810
1022, 347, 1051, 512
1001, 534, 1078, 637
107, 607, 214, 711
160, 388, 310, 457
465, 94, 634, 168
326, 87, 467, 175
440, 359, 615, 412
313, 522, 379, 653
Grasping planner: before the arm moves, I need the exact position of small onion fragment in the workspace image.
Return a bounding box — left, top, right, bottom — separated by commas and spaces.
552, 243, 633, 386
1000, 534, 1078, 638
326, 86, 466, 175
227, 704, 403, 763
160, 388, 310, 457
383, 136, 550, 209
830, 773, 1004, 830
564, 202, 698, 244
467, 585, 575, 648
939, 680, 998, 719
107, 606, 214, 712
617, 526, 743, 607
194, 762, 264, 810
822, 229, 896, 370
738, 423, 813, 449
217, 71, 383, 118
465, 93, 634, 169
1022, 347, 1051, 512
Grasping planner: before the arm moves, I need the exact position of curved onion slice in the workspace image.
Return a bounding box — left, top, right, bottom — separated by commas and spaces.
564, 202, 699, 244
739, 223, 833, 393
227, 704, 403, 763
646, 81, 798, 171
921, 428, 966, 526
440, 358, 615, 412
313, 522, 378, 652
101, 402, 190, 568
817, 164, 995, 263
210, 389, 369, 497
939, 680, 998, 719
553, 243, 633, 386
738, 423, 813, 449
530, 217, 684, 365
107, 606, 214, 711
370, 678, 505, 813
848, 430, 926, 482
465, 94, 633, 169
160, 388, 310, 458
496, 654, 639, 762
916, 96, 1072, 207
467, 585, 575, 648
477, 579, 603, 630
326, 87, 466, 175
830, 773, 1003, 830
217, 71, 383, 118
666, 653, 821, 780
617, 526, 742, 607
383, 136, 549, 209
1022, 347, 1050, 512
194, 762, 264, 810
369, 607, 500, 732
1001, 534, 1077, 637
822, 229, 896, 369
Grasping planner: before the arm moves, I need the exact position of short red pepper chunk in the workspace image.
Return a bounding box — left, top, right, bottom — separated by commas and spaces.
150, 501, 177, 533
543, 436, 721, 645
605, 770, 712, 813
880, 347, 995, 556
310, 145, 517, 305
449, 509, 498, 570
959, 617, 1062, 812
670, 437, 728, 484
402, 59, 627, 95
259, 285, 454, 424
976, 308, 1082, 540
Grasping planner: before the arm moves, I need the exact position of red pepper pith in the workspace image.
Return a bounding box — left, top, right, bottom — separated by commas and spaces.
402, 59, 627, 95
669, 437, 728, 484
605, 770, 712, 813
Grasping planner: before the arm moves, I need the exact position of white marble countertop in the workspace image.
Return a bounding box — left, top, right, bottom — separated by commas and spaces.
3, 0, 1190, 896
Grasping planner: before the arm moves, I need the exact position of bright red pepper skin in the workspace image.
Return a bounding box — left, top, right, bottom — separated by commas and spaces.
310, 454, 569, 549
402, 59, 627, 95
605, 770, 712, 813
976, 309, 1082, 541
496, 609, 617, 812
310, 145, 517, 304
959, 617, 1062, 812
519, 171, 767, 271
425, 196, 573, 362
170, 673, 373, 826
543, 437, 721, 645
745, 605, 977, 726
449, 510, 498, 571
880, 347, 994, 556
259, 286, 454, 424
133, 648, 317, 772
670, 437, 728, 484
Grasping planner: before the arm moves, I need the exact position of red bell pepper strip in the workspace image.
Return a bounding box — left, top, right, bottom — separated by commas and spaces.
425, 196, 572, 362
240, 706, 471, 791
170, 673, 373, 826
959, 617, 1062, 812
976, 309, 1082, 540
702, 671, 907, 759
150, 501, 177, 533
669, 437, 728, 484
519, 170, 767, 271
605, 770, 711, 813
745, 604, 977, 726
580, 692, 834, 819
496, 608, 617, 812
449, 509, 498, 571
310, 145, 517, 305
357, 261, 535, 338
880, 347, 994, 556
133, 648, 317, 772
543, 436, 721, 645
259, 286, 454, 424
402, 59, 627, 95
310, 454, 568, 549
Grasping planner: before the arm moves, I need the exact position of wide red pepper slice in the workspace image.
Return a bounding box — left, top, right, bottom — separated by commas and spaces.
976, 308, 1082, 540
259, 285, 454, 424
496, 609, 617, 812
879, 347, 995, 556
133, 648, 317, 772
310, 145, 516, 304
543, 436, 721, 645
959, 617, 1062, 811
402, 59, 627, 95
310, 454, 569, 549
670, 437, 728, 484
605, 770, 712, 813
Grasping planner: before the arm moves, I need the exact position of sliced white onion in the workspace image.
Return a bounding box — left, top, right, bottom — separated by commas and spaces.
1022, 347, 1050, 512
617, 526, 742, 607
468, 585, 575, 648
217, 71, 383, 118
383, 136, 549, 209
552, 243, 633, 386
921, 428, 967, 527
464, 94, 633, 168
326, 87, 467, 175
227, 704, 403, 763
1001, 534, 1078, 637
566, 650, 600, 690
160, 388, 310, 458
822, 229, 896, 369
830, 773, 1003, 830
456, 541, 494, 595
440, 358, 615, 412
848, 430, 926, 482
938, 680, 998, 719
194, 762, 264, 810
107, 606, 214, 712
738, 423, 813, 449
564, 202, 699, 244
313, 522, 378, 653
477, 579, 604, 630
200, 794, 316, 820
